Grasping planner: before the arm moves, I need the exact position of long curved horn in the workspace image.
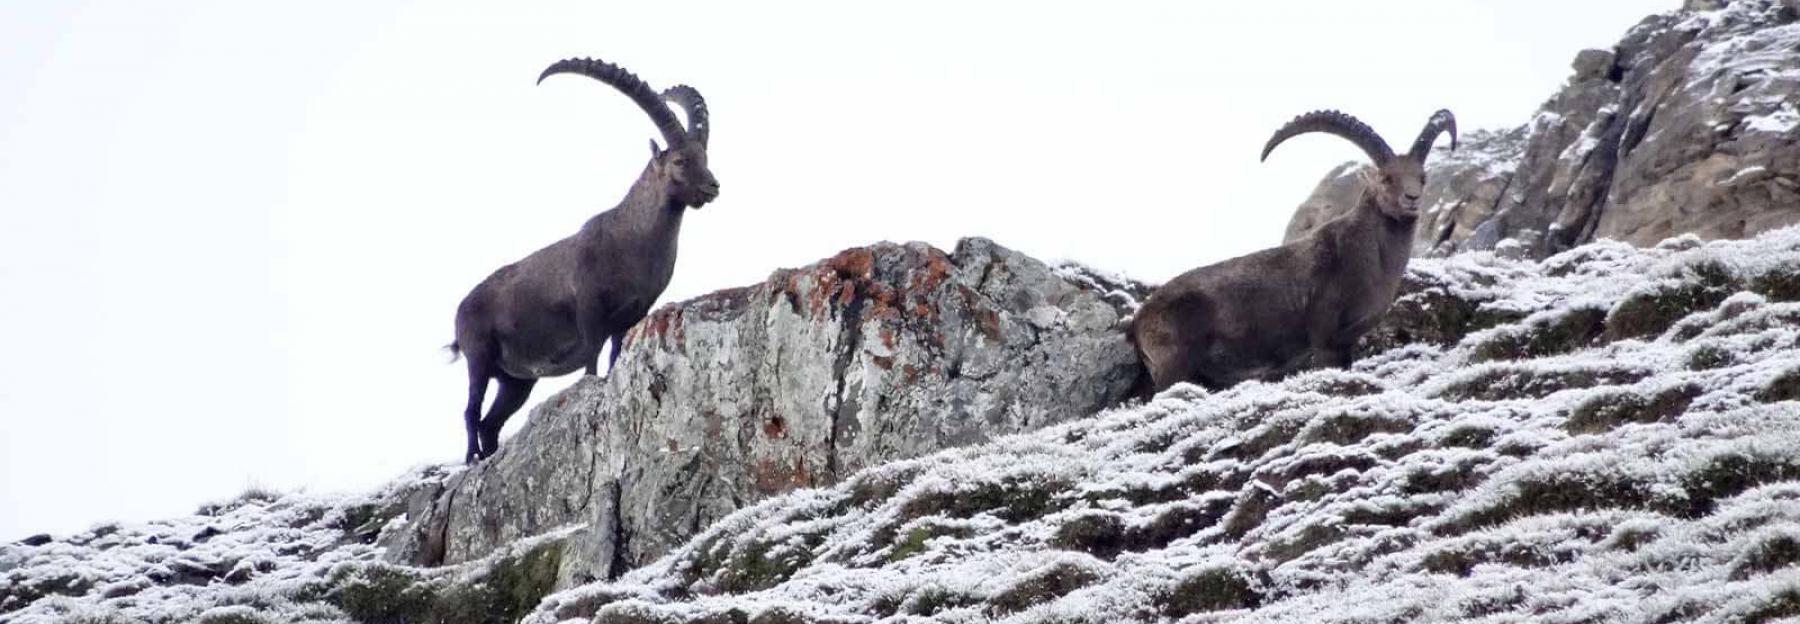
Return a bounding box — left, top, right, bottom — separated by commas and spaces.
1407, 109, 1458, 163
1261, 110, 1395, 166
660, 85, 709, 148
538, 57, 687, 149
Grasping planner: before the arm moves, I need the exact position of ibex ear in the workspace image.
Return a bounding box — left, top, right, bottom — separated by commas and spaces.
648, 138, 664, 160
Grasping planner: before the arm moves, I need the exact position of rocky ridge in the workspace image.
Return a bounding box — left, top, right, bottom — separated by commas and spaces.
1286, 0, 1800, 258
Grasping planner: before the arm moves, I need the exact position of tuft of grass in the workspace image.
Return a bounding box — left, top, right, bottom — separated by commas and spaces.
1438, 365, 1652, 401
1755, 368, 1800, 403
1159, 566, 1262, 617
986, 562, 1100, 615
1471, 307, 1608, 362
1604, 261, 1740, 342
1564, 384, 1701, 434
1049, 512, 1125, 560
1731, 534, 1800, 580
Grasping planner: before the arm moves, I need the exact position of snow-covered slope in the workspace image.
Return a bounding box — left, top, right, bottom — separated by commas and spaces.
523, 228, 1800, 624
0, 466, 578, 624
9, 227, 1800, 623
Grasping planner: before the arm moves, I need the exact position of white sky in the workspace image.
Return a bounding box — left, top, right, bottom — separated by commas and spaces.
0, 0, 1672, 539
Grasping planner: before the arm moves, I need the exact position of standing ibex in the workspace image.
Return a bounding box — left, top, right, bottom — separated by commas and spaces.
1131, 109, 1456, 393
449, 57, 720, 463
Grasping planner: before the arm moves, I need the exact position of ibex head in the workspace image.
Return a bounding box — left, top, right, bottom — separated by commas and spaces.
1262, 109, 1457, 220
539, 58, 721, 209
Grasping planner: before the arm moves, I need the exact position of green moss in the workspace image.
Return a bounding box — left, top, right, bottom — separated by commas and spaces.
888, 527, 932, 562
324, 540, 565, 624
986, 562, 1100, 615
1471, 307, 1608, 362
896, 477, 1071, 524
719, 539, 812, 593
901, 586, 977, 616
1159, 567, 1262, 617
327, 564, 439, 624
1564, 384, 1700, 434
433, 540, 566, 624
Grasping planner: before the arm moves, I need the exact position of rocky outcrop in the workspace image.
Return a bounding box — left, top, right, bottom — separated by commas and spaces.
382, 238, 1144, 585
1287, 0, 1800, 258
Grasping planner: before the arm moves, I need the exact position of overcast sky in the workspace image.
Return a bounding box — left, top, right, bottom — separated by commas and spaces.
0, 0, 1674, 539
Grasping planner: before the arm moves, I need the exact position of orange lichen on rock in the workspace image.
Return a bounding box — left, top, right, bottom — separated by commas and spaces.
751, 456, 814, 493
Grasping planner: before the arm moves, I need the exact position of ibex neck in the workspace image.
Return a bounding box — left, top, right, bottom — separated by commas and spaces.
612, 162, 687, 236
1349, 195, 1418, 272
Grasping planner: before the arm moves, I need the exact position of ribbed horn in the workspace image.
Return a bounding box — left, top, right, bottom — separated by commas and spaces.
538, 57, 687, 149
1261, 110, 1395, 166
660, 85, 709, 148
1407, 109, 1458, 163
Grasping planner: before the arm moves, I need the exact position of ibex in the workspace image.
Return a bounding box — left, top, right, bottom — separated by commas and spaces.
449, 57, 719, 463
1131, 109, 1456, 393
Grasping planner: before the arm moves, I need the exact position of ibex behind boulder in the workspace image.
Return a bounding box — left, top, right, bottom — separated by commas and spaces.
1132, 109, 1456, 393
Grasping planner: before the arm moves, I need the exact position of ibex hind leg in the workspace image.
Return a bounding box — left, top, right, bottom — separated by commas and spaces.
478, 374, 537, 459
461, 362, 491, 465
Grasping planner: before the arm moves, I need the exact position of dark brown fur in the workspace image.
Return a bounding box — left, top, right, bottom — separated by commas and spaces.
449, 58, 719, 463
1132, 110, 1455, 393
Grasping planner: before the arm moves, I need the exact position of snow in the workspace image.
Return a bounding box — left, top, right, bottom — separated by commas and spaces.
1745, 102, 1800, 135
0, 465, 460, 623
1052, 260, 1152, 318
524, 226, 1800, 624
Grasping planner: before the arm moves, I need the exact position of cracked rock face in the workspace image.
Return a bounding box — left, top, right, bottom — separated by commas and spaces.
382, 238, 1143, 585
1287, 0, 1800, 258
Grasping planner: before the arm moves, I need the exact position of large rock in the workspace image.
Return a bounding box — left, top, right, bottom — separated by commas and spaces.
383, 238, 1144, 585
1287, 0, 1800, 258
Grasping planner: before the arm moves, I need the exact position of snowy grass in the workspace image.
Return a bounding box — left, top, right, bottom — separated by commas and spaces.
521, 226, 1800, 624
10, 225, 1800, 623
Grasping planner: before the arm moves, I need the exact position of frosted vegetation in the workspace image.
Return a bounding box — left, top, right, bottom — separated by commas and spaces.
528, 227, 1800, 624
9, 226, 1800, 623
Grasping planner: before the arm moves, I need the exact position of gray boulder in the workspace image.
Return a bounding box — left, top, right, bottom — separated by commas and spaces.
383, 238, 1144, 585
